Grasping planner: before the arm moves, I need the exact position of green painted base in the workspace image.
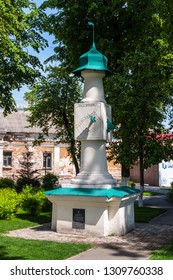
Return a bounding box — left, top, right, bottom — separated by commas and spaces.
45, 186, 140, 199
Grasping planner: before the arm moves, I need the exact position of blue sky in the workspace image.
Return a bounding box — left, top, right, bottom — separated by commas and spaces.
13, 0, 55, 105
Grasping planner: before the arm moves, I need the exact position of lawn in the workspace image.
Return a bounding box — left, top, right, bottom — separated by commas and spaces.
0, 211, 51, 234
0, 236, 92, 260
0, 211, 92, 260
149, 244, 173, 260
143, 191, 163, 196
134, 204, 166, 223
0, 205, 172, 260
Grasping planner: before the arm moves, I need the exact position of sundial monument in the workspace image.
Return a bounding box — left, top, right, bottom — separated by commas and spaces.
45, 23, 139, 236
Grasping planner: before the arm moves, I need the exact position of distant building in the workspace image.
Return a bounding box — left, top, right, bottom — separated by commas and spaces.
130, 133, 173, 187
0, 110, 75, 180
130, 160, 173, 187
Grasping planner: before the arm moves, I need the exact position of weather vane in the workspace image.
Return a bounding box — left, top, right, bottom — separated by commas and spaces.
88, 22, 95, 47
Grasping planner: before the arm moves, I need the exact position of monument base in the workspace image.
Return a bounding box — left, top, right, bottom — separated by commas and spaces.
71, 171, 117, 187
45, 187, 140, 236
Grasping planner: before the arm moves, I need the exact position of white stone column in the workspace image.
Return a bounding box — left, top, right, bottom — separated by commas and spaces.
54, 145, 60, 175
81, 71, 106, 103
0, 141, 4, 177
71, 69, 116, 187
71, 140, 116, 185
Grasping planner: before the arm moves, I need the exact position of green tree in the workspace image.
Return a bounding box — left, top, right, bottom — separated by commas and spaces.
16, 145, 40, 192
25, 66, 82, 175
106, 9, 173, 205
39, 1, 173, 205
0, 0, 47, 114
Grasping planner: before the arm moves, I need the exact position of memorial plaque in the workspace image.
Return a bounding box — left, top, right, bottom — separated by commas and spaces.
72, 208, 85, 229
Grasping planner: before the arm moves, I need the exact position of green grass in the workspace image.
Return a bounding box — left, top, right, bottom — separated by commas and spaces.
149, 244, 173, 260
0, 210, 92, 260
143, 191, 163, 196
134, 204, 166, 223
0, 206, 171, 260
0, 236, 92, 260
0, 211, 51, 234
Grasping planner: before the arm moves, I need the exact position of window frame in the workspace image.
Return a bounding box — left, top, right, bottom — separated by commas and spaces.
43, 152, 52, 169
3, 151, 12, 167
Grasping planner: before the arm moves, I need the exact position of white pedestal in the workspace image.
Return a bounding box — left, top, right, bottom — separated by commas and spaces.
47, 194, 137, 236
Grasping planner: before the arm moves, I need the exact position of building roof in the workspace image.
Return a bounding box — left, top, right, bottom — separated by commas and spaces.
0, 110, 56, 135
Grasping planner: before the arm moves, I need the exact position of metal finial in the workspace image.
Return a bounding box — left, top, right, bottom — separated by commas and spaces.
88, 22, 95, 48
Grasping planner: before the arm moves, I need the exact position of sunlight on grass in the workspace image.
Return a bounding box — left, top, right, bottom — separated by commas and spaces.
149, 244, 173, 260
143, 191, 163, 196
0, 210, 93, 260
0, 236, 92, 260
0, 211, 51, 234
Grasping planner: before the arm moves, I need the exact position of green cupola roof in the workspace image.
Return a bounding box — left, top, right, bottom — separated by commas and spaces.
73, 22, 111, 77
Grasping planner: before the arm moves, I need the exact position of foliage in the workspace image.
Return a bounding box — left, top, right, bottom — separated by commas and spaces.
0, 178, 15, 189
0, 0, 48, 114
40, 1, 173, 202
167, 183, 173, 202
42, 172, 58, 190
20, 185, 45, 216
0, 188, 19, 219
129, 181, 135, 188
25, 66, 82, 175
16, 145, 41, 192
41, 196, 52, 212
16, 177, 40, 193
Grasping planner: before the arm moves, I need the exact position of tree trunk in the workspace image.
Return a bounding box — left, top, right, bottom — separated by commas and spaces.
69, 140, 80, 175
138, 151, 144, 207
121, 164, 130, 186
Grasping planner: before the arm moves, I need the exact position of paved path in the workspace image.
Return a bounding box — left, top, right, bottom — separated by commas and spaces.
4, 189, 173, 260
5, 222, 173, 260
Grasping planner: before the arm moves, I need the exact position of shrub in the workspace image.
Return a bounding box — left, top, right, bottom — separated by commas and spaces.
130, 180, 136, 188
42, 173, 58, 190
0, 188, 19, 219
41, 196, 52, 212
0, 178, 15, 189
20, 185, 45, 216
167, 183, 173, 203
16, 177, 40, 193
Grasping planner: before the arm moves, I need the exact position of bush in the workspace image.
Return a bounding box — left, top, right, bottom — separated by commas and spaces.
42, 173, 58, 190
0, 178, 15, 189
20, 185, 45, 216
15, 177, 40, 193
41, 196, 52, 212
0, 188, 19, 219
167, 183, 173, 203
130, 180, 136, 188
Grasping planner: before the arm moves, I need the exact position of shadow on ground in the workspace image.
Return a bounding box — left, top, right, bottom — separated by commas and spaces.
0, 245, 25, 260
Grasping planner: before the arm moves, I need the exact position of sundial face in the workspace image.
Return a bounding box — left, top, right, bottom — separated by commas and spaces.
74, 102, 111, 140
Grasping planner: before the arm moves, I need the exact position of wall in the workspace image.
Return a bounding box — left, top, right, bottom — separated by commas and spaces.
159, 160, 173, 187
130, 163, 159, 186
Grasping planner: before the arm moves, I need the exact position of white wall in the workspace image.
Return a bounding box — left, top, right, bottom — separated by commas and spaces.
159, 160, 173, 187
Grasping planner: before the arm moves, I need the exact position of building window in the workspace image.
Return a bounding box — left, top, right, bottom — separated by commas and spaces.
43, 152, 52, 169
3, 151, 12, 167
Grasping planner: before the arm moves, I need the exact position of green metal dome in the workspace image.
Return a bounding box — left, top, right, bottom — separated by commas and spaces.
73, 42, 111, 77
